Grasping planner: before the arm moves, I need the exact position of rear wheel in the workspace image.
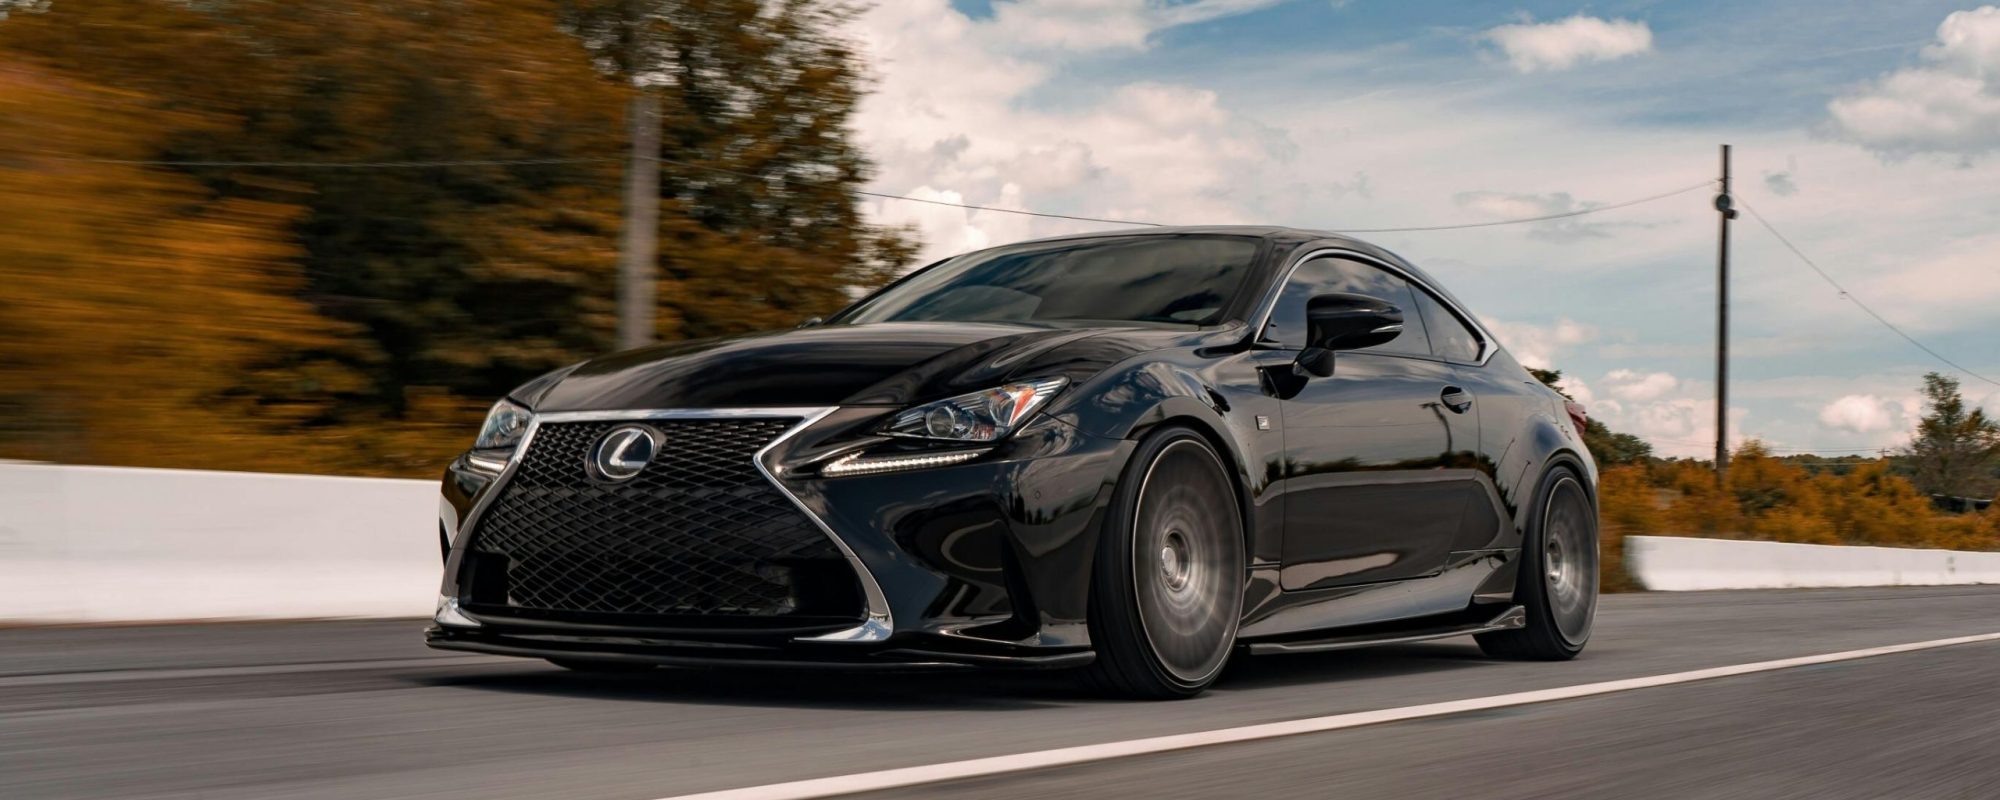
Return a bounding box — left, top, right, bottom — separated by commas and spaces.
1477, 466, 1596, 660
1083, 426, 1245, 699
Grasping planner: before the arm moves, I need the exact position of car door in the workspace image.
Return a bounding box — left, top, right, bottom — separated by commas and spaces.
1264, 256, 1483, 590
1411, 286, 1512, 553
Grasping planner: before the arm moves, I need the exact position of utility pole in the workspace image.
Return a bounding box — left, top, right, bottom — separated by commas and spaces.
1714, 144, 1736, 480
617, 90, 661, 350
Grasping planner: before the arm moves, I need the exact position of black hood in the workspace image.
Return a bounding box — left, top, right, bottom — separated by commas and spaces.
519, 321, 1181, 412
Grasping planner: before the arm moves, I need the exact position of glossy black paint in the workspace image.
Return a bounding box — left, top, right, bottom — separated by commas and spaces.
429, 225, 1596, 669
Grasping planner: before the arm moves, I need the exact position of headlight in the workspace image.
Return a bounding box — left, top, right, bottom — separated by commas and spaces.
474, 399, 532, 450
883, 378, 1068, 442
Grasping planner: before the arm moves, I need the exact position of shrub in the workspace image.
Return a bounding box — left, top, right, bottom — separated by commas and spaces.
1590, 441, 2000, 591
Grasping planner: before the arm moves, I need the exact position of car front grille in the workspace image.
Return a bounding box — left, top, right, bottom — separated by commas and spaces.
463, 416, 862, 622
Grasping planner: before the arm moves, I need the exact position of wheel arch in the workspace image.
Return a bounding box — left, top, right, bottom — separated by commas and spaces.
1124, 402, 1259, 555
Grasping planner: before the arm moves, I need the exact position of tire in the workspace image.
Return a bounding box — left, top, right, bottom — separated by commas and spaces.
547, 658, 656, 674
1477, 466, 1597, 660
1082, 426, 1246, 699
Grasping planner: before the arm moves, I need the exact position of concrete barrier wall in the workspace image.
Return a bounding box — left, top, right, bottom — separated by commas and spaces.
0, 463, 438, 623
1625, 535, 2000, 591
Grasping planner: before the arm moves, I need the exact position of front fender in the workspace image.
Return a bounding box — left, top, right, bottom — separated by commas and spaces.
1045, 352, 1286, 566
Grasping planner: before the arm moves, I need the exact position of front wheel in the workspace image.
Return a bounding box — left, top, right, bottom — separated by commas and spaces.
1477, 467, 1597, 660
1082, 426, 1245, 699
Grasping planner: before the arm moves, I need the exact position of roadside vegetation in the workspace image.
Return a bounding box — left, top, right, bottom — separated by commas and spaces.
1541, 371, 2000, 591
0, 0, 912, 476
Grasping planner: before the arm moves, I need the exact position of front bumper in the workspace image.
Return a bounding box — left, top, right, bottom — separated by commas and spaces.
432, 407, 1133, 669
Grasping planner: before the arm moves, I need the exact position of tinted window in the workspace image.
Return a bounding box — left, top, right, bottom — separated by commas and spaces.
1416, 290, 1483, 363
836, 235, 1260, 327
1263, 258, 1431, 357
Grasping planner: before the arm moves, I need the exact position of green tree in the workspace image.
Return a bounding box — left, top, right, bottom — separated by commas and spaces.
1903, 372, 2000, 502
1529, 368, 1655, 466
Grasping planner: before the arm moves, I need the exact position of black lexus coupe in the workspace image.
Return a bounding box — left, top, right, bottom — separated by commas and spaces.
428, 226, 1600, 698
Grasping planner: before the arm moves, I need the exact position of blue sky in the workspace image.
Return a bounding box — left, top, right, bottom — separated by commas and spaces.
855, 1, 2000, 456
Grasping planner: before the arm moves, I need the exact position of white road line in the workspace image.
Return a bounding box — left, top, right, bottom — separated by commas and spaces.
657, 632, 2000, 800
0, 655, 520, 688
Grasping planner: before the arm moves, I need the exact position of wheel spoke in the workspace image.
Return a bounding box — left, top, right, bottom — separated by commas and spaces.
1541, 477, 1597, 645
1131, 439, 1243, 684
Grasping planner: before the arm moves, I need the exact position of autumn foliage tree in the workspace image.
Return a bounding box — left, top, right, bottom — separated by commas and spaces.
0, 0, 913, 475
0, 62, 371, 470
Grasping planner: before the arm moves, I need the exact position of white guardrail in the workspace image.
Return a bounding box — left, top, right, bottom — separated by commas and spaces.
1624, 535, 2000, 591
0, 463, 438, 622
1, 464, 1996, 623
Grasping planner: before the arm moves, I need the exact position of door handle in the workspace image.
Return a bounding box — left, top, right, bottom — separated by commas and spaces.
1440, 387, 1473, 414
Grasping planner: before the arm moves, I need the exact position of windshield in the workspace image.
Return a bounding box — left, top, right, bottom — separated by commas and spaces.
834, 235, 1261, 327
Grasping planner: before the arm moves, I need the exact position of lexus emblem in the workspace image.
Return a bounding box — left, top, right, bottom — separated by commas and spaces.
589, 426, 659, 482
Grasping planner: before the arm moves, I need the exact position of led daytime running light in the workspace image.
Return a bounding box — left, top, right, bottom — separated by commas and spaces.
822, 449, 988, 477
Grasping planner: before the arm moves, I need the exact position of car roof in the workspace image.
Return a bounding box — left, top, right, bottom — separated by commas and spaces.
1001, 224, 1339, 245
997, 225, 1441, 290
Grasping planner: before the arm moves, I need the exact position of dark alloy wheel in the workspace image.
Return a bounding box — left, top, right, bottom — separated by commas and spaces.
1477, 467, 1597, 660
1083, 426, 1245, 699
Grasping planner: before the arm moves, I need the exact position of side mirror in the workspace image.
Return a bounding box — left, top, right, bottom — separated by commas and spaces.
1295, 292, 1404, 378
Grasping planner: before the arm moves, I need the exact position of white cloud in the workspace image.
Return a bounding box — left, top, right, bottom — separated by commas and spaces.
1845, 231, 2000, 331
845, 2, 2000, 463
1483, 317, 1596, 370
1559, 373, 1595, 406
1818, 394, 1902, 434
1604, 369, 1679, 402
1570, 371, 1763, 459
988, 0, 1288, 53
1483, 15, 1654, 74
1452, 190, 1623, 241
1828, 6, 2000, 159
851, 1, 1294, 265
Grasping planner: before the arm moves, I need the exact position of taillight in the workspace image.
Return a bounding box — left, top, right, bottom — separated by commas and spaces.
1564, 400, 1589, 432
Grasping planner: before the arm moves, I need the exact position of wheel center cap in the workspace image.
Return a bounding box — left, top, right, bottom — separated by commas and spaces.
1160, 531, 1191, 591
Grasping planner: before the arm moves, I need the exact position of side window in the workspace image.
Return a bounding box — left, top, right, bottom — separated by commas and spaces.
1263, 258, 1431, 358
1415, 290, 1484, 363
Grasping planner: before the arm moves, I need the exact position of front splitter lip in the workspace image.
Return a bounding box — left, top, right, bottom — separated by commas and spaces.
426, 627, 1094, 671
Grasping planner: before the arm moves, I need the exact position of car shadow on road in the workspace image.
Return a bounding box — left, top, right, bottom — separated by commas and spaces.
414, 663, 1088, 711
1213, 641, 1502, 693
412, 640, 1497, 712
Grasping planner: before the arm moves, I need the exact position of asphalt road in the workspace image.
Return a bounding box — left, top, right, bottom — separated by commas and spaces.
3, 586, 1997, 800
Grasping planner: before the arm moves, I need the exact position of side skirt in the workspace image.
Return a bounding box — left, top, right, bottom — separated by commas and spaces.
1244, 605, 1524, 655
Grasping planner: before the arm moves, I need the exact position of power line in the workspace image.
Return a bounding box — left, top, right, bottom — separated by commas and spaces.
26, 150, 1714, 234
1644, 437, 1892, 454
625, 153, 1172, 228
848, 187, 1162, 227
646, 156, 1709, 231
1738, 197, 2000, 389
1328, 180, 1717, 234
54, 155, 621, 169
